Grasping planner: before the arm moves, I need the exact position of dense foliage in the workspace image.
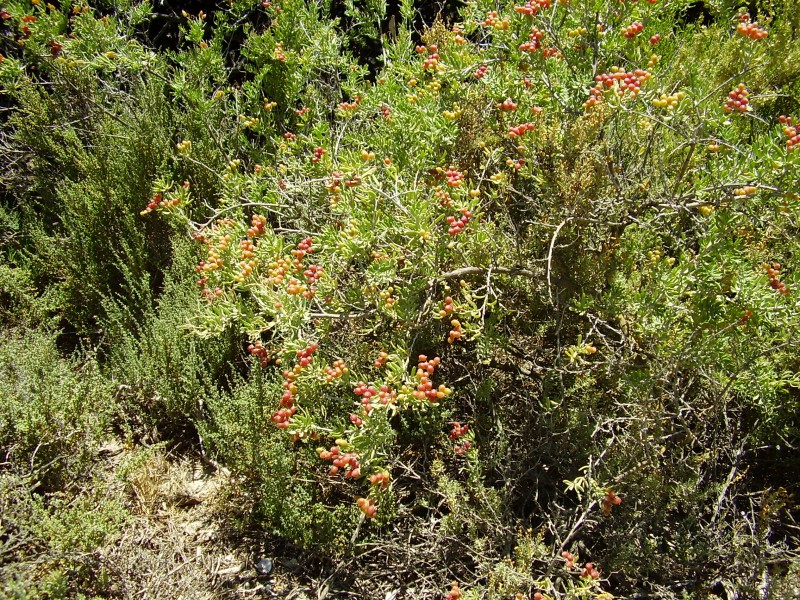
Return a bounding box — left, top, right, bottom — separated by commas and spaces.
1, 0, 799, 597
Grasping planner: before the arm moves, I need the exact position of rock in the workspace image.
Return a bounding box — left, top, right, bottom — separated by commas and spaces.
255, 557, 273, 577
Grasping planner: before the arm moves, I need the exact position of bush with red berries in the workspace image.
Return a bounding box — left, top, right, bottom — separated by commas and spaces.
5, 0, 799, 597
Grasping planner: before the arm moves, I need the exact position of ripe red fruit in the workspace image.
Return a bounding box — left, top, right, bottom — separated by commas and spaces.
356, 497, 377, 518
473, 65, 488, 79
724, 84, 750, 113
498, 98, 518, 111
622, 21, 644, 39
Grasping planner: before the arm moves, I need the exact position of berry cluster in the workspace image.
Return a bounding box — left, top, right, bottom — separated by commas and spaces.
355, 381, 397, 413
455, 440, 472, 455
411, 355, 451, 402
286, 278, 308, 296
447, 208, 472, 236
733, 185, 757, 196
373, 351, 389, 368
380, 103, 392, 121
239, 114, 260, 128
439, 296, 455, 317
498, 98, 518, 111
324, 359, 347, 382
582, 563, 600, 579
563, 547, 600, 580
356, 497, 377, 518
724, 84, 750, 113
369, 470, 391, 488
326, 172, 343, 193
420, 45, 440, 70
452, 24, 466, 45
652, 90, 686, 109
297, 342, 319, 367
449, 422, 471, 454
235, 239, 259, 282
568, 26, 588, 37
292, 237, 313, 267
247, 340, 271, 368
448, 319, 463, 344
337, 96, 361, 112
311, 147, 326, 163
268, 257, 291, 285
514, 0, 551, 16
621, 21, 643, 38
379, 287, 397, 308
201, 233, 231, 273
247, 214, 267, 237
736, 13, 768, 39
303, 264, 323, 285
443, 104, 463, 121
344, 174, 362, 187
273, 42, 285, 61
764, 262, 790, 296
650, 33, 661, 44
482, 11, 510, 30
200, 286, 223, 301
506, 157, 526, 171
141, 192, 164, 215
473, 64, 488, 79
445, 581, 463, 600
601, 488, 622, 516
274, 369, 299, 429
263, 98, 277, 111
542, 47, 562, 59
584, 67, 651, 109
239, 239, 255, 259
779, 115, 799, 151
435, 186, 453, 207
508, 122, 535, 138
283, 132, 296, 141
377, 385, 396, 405
445, 167, 464, 187
318, 445, 361, 478
520, 26, 544, 53
353, 381, 377, 412
176, 138, 193, 154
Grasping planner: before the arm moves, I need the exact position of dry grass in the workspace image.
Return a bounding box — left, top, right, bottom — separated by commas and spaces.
93, 443, 325, 599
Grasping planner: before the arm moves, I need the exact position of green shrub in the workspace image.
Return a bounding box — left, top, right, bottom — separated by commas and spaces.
102, 237, 239, 438
0, 329, 113, 490
0, 473, 128, 600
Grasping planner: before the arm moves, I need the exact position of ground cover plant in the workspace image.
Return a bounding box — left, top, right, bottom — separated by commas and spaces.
1, 0, 799, 597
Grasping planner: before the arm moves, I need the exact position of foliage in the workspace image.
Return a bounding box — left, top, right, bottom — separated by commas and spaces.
1, 0, 799, 597
0, 329, 113, 489
0, 329, 125, 599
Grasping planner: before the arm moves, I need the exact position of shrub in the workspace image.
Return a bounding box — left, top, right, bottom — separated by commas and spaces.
1, 0, 799, 597
0, 329, 113, 490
